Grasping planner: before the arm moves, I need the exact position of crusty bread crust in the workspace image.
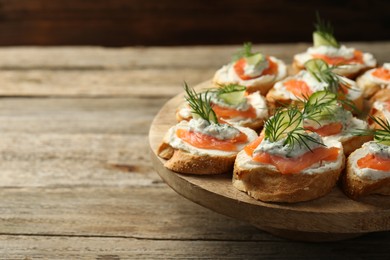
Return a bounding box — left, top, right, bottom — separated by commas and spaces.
342, 134, 373, 156
233, 151, 345, 203
342, 149, 390, 199
157, 142, 236, 175
369, 88, 390, 104
356, 75, 382, 99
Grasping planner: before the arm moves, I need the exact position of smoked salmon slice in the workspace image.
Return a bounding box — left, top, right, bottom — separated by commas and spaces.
283, 79, 313, 98
372, 67, 390, 81
244, 135, 340, 174
312, 50, 363, 65
212, 104, 257, 119
357, 153, 390, 171
234, 57, 278, 80
305, 122, 343, 136
176, 128, 248, 151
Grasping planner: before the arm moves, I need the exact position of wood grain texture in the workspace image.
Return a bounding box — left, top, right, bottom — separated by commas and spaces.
0, 0, 387, 46
1, 44, 390, 257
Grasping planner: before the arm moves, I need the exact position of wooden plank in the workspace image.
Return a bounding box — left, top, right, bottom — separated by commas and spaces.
0, 186, 271, 241
0, 43, 387, 70
0, 98, 167, 134
0, 0, 387, 46
0, 69, 212, 97
1, 232, 390, 259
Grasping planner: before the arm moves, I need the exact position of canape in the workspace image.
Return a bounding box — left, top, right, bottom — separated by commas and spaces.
233, 108, 345, 203
343, 118, 390, 199
158, 83, 257, 174
176, 83, 268, 131
293, 16, 376, 79
357, 63, 390, 98
267, 59, 364, 113
213, 42, 287, 95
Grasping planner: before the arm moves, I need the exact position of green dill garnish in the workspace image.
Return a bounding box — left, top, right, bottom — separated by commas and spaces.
183, 82, 218, 124
355, 116, 390, 146
313, 13, 340, 48
304, 59, 359, 112
232, 42, 254, 61
264, 107, 324, 152
302, 90, 339, 123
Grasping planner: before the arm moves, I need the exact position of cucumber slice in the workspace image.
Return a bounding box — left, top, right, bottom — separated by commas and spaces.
304, 58, 328, 73
307, 91, 337, 106
219, 90, 246, 105
245, 53, 266, 66
273, 110, 303, 141
313, 32, 339, 47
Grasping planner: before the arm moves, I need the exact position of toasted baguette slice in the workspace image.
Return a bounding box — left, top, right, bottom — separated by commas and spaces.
158, 121, 258, 175
266, 72, 364, 114
340, 134, 373, 156
342, 144, 390, 199
158, 143, 236, 174
213, 56, 287, 95
233, 140, 345, 203
356, 65, 390, 99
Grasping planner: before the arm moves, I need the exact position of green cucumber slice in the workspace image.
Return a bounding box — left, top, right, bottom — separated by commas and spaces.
245, 53, 266, 66
304, 58, 329, 73
219, 90, 246, 105
313, 31, 339, 48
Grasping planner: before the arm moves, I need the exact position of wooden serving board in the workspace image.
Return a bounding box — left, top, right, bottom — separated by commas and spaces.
149, 80, 390, 242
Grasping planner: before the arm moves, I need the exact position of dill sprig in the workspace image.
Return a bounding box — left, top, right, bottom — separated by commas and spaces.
183, 82, 218, 124
314, 13, 340, 48
304, 59, 359, 112
264, 107, 324, 152
355, 116, 390, 145
232, 42, 254, 61
301, 90, 339, 123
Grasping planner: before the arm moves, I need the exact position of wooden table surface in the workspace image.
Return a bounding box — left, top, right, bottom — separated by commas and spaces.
1, 42, 390, 259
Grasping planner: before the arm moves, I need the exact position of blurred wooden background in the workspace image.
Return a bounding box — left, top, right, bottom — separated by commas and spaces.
0, 0, 388, 46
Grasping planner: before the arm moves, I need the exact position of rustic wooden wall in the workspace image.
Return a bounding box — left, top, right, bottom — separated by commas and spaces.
0, 0, 388, 46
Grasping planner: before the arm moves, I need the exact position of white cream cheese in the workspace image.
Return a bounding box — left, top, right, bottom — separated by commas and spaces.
237, 138, 343, 175
163, 119, 258, 156
294, 45, 376, 75
214, 56, 287, 87
254, 132, 323, 158
243, 59, 269, 78
351, 142, 390, 180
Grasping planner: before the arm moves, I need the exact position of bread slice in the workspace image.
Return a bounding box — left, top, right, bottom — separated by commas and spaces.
233, 140, 345, 203
158, 143, 236, 175
342, 145, 390, 199
357, 67, 390, 99
212, 57, 287, 95
157, 121, 258, 175
341, 134, 373, 156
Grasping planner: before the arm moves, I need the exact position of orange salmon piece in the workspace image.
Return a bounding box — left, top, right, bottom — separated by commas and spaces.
357, 153, 390, 171
212, 104, 257, 120
244, 135, 264, 156
253, 146, 340, 174
176, 128, 248, 151
305, 122, 343, 136
283, 79, 313, 98
372, 67, 390, 81
312, 50, 363, 65
234, 57, 278, 80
